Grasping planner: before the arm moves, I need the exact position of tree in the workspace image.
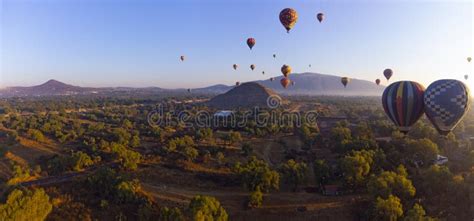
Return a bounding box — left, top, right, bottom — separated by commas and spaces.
188, 195, 228, 221
224, 131, 241, 146
216, 152, 225, 165
0, 188, 53, 221
116, 179, 142, 203
340, 150, 375, 188
111, 143, 141, 170
27, 129, 45, 142
368, 165, 416, 201
404, 203, 434, 221
313, 160, 330, 185
248, 188, 263, 208
184, 147, 199, 162
374, 195, 403, 221
159, 207, 185, 221
234, 156, 280, 192
407, 138, 439, 166
71, 151, 93, 171
196, 128, 213, 142
241, 143, 253, 156
280, 159, 308, 191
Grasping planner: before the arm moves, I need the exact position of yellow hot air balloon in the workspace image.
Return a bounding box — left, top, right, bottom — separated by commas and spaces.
279, 8, 298, 33
281, 64, 292, 77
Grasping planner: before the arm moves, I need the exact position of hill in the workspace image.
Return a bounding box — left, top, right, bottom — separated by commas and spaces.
207, 82, 280, 109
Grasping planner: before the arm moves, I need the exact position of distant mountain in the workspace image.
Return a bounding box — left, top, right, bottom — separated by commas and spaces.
207, 82, 279, 109
256, 73, 385, 96
0, 73, 384, 98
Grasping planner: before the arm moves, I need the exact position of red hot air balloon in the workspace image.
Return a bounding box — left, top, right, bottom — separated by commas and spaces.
247, 38, 255, 50
279, 8, 298, 33
382, 81, 425, 134
317, 13, 324, 23
376, 79, 381, 85
384, 69, 393, 81
281, 78, 291, 88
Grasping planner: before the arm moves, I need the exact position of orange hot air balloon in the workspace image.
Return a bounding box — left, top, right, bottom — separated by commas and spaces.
317, 13, 324, 23
279, 8, 298, 33
180, 56, 185, 61
247, 38, 255, 50
376, 79, 381, 85
281, 64, 292, 77
384, 69, 393, 81
233, 64, 238, 70
281, 78, 291, 88
341, 77, 350, 88
250, 64, 255, 71
236, 81, 240, 86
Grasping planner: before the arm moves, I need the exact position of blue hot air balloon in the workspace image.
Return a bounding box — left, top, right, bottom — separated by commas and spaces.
382, 81, 425, 133
424, 79, 471, 135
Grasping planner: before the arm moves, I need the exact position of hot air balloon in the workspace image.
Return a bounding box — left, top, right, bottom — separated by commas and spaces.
270, 77, 274, 82
465, 75, 469, 80
281, 78, 291, 88
317, 13, 324, 23
247, 38, 255, 50
341, 77, 350, 88
468, 57, 472, 62
187, 88, 191, 93
281, 65, 292, 77
382, 81, 425, 134
236, 81, 240, 86
233, 64, 238, 70
309, 64, 312, 68
424, 79, 471, 135
279, 8, 298, 33
262, 71, 265, 75
376, 79, 381, 85
273, 54, 276, 58
250, 64, 255, 71
384, 69, 393, 81
180, 56, 185, 61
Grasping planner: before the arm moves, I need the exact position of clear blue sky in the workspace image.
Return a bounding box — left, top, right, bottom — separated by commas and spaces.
1, 0, 472, 89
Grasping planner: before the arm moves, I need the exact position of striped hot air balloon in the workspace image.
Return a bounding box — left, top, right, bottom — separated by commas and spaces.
382, 81, 425, 133
424, 79, 471, 135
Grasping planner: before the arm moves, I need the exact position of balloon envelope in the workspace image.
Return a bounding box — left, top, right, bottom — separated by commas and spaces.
384, 69, 393, 81
376, 79, 381, 85
465, 75, 469, 80
341, 77, 350, 87
236, 82, 240, 86
279, 8, 298, 33
250, 64, 255, 70
468, 57, 472, 62
180, 56, 185, 61
317, 13, 324, 23
281, 78, 291, 88
281, 65, 292, 77
247, 38, 255, 50
233, 64, 238, 70
382, 81, 425, 133
424, 79, 471, 135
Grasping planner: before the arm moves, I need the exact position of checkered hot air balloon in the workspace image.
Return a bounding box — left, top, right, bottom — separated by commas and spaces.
382, 81, 425, 134
424, 79, 471, 136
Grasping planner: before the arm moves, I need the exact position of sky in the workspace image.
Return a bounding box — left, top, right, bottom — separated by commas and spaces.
1, 0, 473, 89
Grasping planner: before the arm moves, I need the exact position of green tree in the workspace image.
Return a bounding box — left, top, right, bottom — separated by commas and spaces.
374, 195, 403, 221
404, 203, 434, 221
27, 129, 45, 142
407, 138, 439, 166
111, 143, 141, 170
184, 147, 199, 162
280, 159, 308, 191
248, 188, 263, 208
340, 149, 375, 188
0, 188, 53, 221
368, 165, 416, 200
71, 151, 93, 171
241, 143, 253, 156
196, 128, 213, 142
116, 179, 142, 203
224, 131, 242, 146
234, 156, 280, 192
159, 207, 185, 221
188, 195, 228, 221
